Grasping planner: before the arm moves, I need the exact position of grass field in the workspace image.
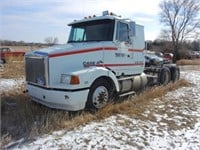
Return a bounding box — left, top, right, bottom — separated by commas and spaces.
0, 45, 48, 52
176, 59, 200, 66
0, 58, 24, 79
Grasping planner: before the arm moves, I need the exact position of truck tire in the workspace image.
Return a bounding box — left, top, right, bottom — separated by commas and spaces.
86, 78, 112, 111
171, 67, 180, 82
158, 67, 171, 85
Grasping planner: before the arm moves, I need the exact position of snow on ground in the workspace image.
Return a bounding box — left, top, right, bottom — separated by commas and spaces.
2, 67, 200, 149
0, 78, 24, 94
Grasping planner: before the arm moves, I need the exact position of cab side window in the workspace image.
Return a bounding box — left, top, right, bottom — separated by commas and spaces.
116, 22, 129, 42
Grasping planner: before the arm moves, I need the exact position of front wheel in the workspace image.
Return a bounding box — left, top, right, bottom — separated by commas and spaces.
86, 79, 113, 111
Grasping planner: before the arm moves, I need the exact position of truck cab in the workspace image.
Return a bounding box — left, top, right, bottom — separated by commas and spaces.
67, 11, 145, 76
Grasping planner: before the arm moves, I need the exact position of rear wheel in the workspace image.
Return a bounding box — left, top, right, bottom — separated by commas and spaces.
171, 67, 180, 82
86, 79, 113, 111
158, 67, 171, 85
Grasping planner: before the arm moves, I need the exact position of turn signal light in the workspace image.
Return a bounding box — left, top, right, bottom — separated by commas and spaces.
70, 75, 80, 84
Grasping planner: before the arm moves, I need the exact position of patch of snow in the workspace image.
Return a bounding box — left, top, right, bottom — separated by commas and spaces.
0, 78, 24, 93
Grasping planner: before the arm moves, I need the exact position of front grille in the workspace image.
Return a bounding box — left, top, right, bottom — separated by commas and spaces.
25, 56, 48, 86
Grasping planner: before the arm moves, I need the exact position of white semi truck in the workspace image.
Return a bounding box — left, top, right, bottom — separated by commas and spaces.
25, 11, 180, 111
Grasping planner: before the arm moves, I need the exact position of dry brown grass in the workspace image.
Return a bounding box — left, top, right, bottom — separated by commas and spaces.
0, 57, 24, 78
96, 79, 190, 119
0, 79, 190, 147
176, 59, 200, 66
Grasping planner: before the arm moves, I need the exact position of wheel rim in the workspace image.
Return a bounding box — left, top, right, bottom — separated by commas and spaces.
92, 86, 109, 109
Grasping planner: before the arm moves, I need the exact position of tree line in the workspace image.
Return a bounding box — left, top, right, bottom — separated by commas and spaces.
0, 37, 59, 47
0, 40, 46, 46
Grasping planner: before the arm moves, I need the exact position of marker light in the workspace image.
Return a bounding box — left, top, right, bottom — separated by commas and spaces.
102, 10, 109, 16
70, 75, 80, 85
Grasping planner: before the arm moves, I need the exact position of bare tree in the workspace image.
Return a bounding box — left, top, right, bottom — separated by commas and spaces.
159, 29, 171, 41
44, 37, 58, 46
159, 0, 200, 62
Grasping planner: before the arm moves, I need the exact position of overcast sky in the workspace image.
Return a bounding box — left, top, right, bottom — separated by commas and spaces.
0, 0, 162, 44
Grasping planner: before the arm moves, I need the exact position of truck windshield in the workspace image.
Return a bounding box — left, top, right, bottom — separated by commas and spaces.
68, 19, 115, 42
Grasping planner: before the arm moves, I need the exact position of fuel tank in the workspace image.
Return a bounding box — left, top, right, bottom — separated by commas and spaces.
119, 73, 147, 93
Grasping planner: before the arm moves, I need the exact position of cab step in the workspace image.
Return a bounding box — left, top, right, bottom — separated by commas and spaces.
119, 91, 136, 97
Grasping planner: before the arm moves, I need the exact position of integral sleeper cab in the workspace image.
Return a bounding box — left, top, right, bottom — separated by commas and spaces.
25, 11, 180, 111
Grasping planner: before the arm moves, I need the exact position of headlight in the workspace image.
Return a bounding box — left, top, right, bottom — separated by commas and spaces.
60, 74, 71, 84
60, 74, 80, 85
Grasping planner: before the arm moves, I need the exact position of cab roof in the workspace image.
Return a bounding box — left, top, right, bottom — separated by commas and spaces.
68, 11, 128, 26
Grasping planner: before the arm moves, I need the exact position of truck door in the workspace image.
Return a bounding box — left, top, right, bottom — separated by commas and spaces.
103, 21, 144, 76
114, 21, 135, 76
